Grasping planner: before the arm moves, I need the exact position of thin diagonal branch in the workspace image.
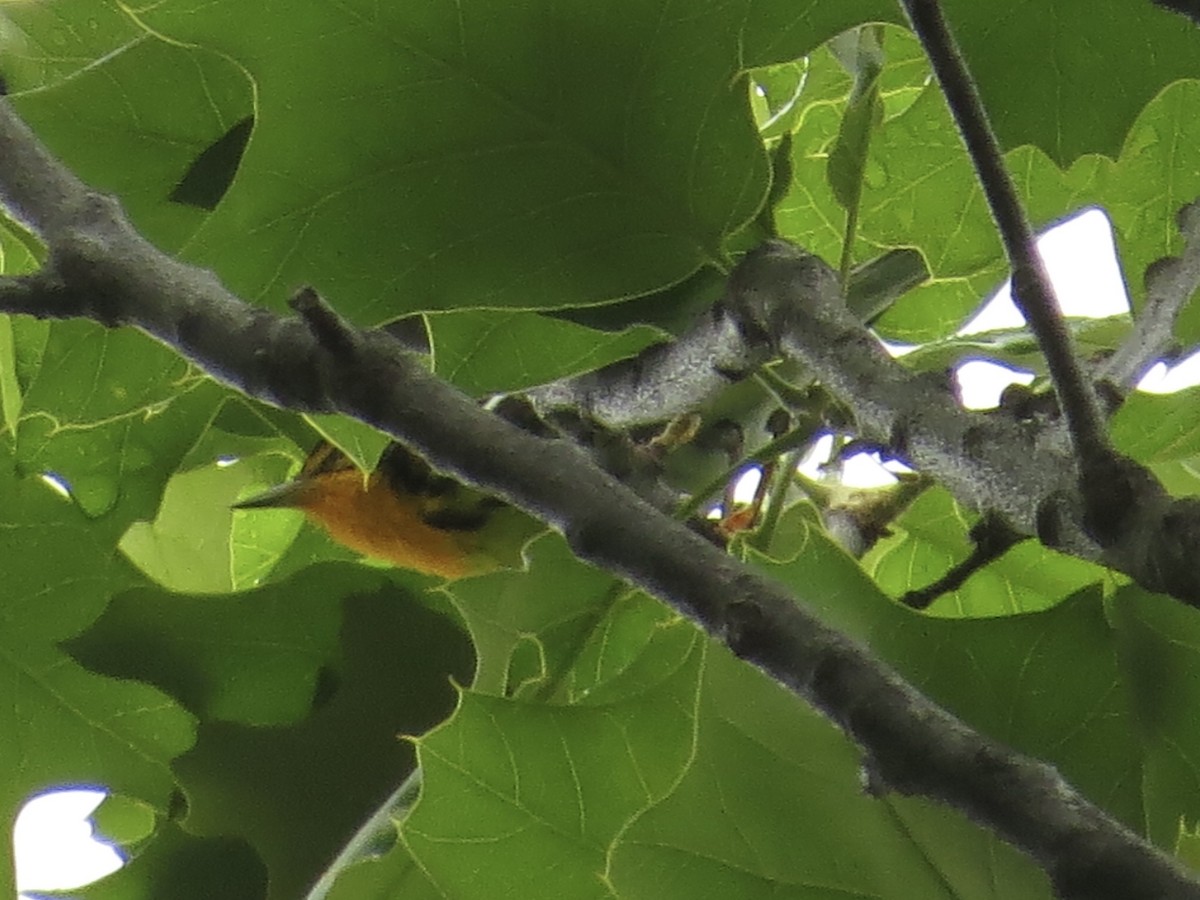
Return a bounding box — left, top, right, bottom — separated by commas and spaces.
899, 0, 1111, 465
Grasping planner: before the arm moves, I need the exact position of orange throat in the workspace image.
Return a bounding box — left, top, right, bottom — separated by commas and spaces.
296, 470, 484, 579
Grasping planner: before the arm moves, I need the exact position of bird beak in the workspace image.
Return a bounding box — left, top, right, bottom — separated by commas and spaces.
231, 479, 313, 510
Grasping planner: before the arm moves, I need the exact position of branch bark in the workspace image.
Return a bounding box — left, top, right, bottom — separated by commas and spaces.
899, 0, 1110, 465
0, 100, 1198, 899
891, 0, 1200, 607
1099, 198, 1200, 388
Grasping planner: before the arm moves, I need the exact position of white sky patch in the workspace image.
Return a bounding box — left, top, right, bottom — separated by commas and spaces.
954, 208, 1200, 400
840, 453, 901, 487
14, 790, 122, 896
956, 360, 1036, 410
798, 433, 835, 479
959, 208, 1130, 334
796, 432, 902, 488
732, 466, 762, 505
950, 208, 1154, 414
1138, 349, 1200, 394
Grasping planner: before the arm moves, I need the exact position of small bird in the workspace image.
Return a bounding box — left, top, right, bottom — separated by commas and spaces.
233, 440, 542, 579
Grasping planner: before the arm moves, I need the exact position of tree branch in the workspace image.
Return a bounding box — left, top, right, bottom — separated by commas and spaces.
898, 0, 1110, 464
894, 0, 1200, 607
900, 512, 1025, 610
523, 296, 774, 427
0, 99, 1196, 900
743, 240, 1200, 606
1099, 198, 1200, 388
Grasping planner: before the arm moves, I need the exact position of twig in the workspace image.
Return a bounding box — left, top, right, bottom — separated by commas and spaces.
901, 512, 1025, 609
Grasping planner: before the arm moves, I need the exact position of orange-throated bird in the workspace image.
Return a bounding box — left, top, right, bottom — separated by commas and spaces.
234, 440, 542, 579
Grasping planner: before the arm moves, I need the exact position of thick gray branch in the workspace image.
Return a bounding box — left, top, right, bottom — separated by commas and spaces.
0, 99, 1197, 899
524, 302, 770, 426
1100, 198, 1200, 387
735, 241, 1200, 606
522, 248, 930, 428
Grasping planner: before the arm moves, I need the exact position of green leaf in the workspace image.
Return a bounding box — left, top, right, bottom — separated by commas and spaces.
90, 793, 158, 850
1178, 820, 1200, 873
937, 0, 1200, 164
751, 61, 810, 140
3, 0, 897, 323
403, 625, 703, 899
746, 501, 900, 642
138, 0, 778, 318
319, 842, 442, 900
11, 37, 253, 252
609, 644, 1050, 898
862, 488, 1109, 617
168, 588, 473, 900
11, 320, 224, 526
0, 467, 195, 898
1112, 387, 1200, 464
0, 316, 21, 436
444, 533, 628, 698
6, 6, 1200, 898
66, 568, 355, 726
0, 3, 142, 93
305, 416, 391, 478
429, 311, 663, 395
0, 214, 43, 275
77, 822, 267, 900
1104, 81, 1200, 338
877, 587, 1145, 833
772, 49, 856, 267
772, 26, 931, 282
827, 26, 884, 222
120, 451, 301, 594
899, 316, 1131, 379
1111, 586, 1200, 847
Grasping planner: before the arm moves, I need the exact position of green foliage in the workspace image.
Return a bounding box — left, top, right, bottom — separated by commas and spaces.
1, 2, 1200, 899
428, 312, 664, 396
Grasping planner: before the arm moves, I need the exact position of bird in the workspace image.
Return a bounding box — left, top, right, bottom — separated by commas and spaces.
233, 439, 542, 579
